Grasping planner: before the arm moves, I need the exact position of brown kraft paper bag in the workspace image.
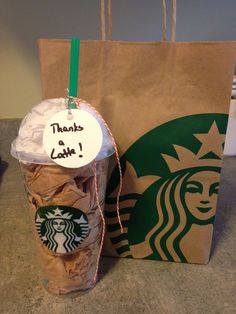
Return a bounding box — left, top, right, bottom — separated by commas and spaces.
38, 1, 236, 264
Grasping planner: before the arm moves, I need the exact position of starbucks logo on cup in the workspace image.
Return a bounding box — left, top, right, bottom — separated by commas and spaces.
35, 205, 89, 254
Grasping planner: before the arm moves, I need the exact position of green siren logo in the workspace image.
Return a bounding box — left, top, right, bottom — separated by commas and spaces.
35, 205, 89, 254
106, 114, 227, 263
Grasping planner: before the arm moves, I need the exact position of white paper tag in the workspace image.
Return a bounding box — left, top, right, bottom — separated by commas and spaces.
43, 109, 103, 168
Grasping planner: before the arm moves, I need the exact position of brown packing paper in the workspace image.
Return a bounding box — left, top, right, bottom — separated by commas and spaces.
21, 158, 109, 294
38, 38, 236, 264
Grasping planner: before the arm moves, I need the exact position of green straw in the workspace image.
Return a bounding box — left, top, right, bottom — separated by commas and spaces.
68, 38, 80, 108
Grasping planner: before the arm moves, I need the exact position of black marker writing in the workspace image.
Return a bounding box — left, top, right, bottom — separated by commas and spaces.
78, 142, 83, 158
50, 147, 76, 160
50, 122, 84, 134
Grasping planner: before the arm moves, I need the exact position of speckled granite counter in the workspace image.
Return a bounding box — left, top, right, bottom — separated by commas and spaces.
0, 119, 235, 314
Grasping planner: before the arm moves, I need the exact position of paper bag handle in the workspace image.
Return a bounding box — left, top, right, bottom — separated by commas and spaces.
101, 0, 176, 42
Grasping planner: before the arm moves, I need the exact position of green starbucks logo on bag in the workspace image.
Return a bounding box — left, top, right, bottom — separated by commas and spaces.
35, 205, 89, 254
106, 114, 227, 263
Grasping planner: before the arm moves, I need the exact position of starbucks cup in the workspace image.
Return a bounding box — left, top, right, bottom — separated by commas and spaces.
11, 98, 115, 294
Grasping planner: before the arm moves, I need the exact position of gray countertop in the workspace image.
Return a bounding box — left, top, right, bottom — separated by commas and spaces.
0, 119, 235, 314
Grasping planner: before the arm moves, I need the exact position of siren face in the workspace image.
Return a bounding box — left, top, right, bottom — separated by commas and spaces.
52, 219, 66, 232
184, 171, 219, 221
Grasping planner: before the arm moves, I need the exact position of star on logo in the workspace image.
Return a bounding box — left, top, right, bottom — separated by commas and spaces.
194, 121, 225, 158
53, 208, 63, 216
45, 207, 73, 219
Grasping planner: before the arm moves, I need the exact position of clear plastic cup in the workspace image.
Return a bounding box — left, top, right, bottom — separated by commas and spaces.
11, 99, 114, 294
20, 158, 109, 294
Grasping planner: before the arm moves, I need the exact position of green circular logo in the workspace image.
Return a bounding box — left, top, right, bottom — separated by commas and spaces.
35, 205, 89, 254
106, 114, 227, 262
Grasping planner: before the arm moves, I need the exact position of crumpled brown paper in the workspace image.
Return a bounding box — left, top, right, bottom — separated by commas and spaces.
21, 158, 109, 294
